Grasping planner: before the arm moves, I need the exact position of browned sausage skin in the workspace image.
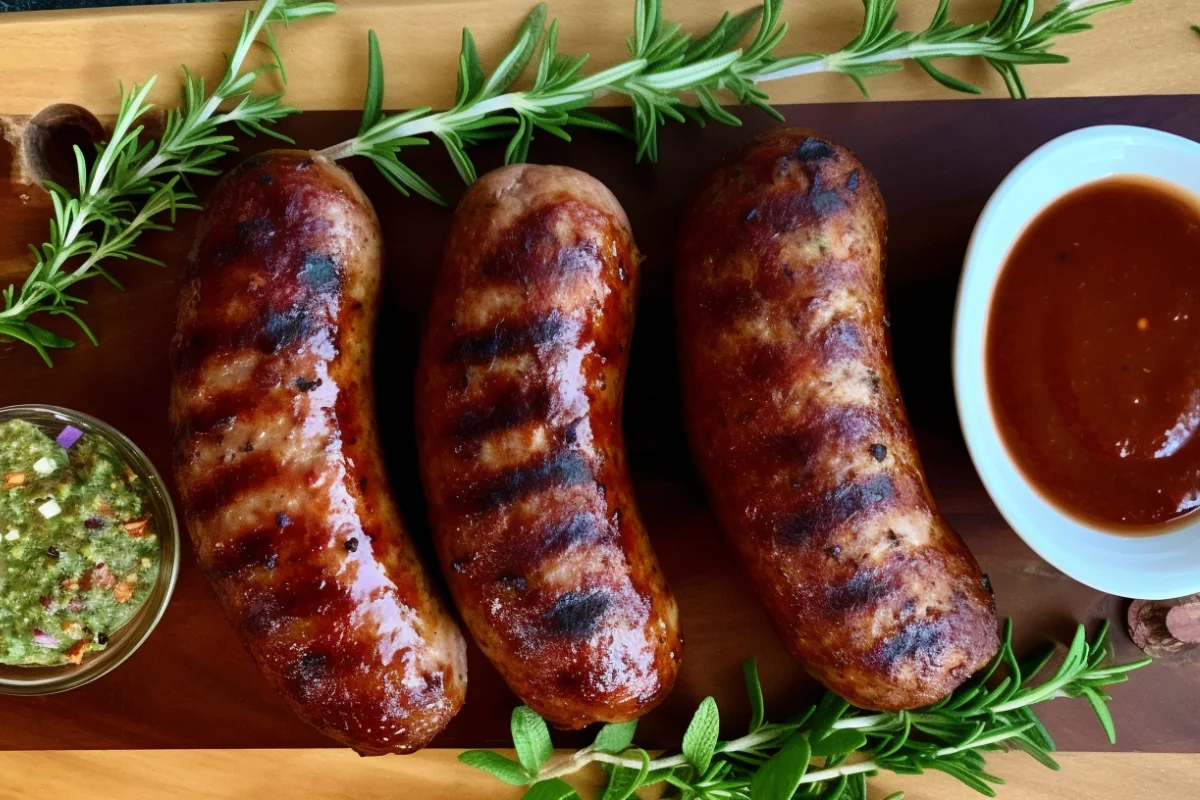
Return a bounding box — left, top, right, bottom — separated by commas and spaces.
676, 129, 998, 710
415, 164, 681, 729
170, 150, 467, 754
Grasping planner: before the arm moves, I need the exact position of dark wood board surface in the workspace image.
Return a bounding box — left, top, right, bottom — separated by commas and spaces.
1, 96, 1197, 753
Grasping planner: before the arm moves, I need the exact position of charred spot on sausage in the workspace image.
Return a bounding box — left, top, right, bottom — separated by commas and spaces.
874, 619, 946, 669
541, 512, 601, 556
292, 651, 329, 683
343, 537, 358, 553
186, 452, 281, 520
777, 473, 896, 543
826, 569, 890, 612
262, 307, 311, 352
211, 531, 278, 576
454, 385, 551, 440
468, 449, 593, 511
547, 590, 611, 638
809, 174, 846, 217
299, 252, 340, 292
869, 443, 888, 461
796, 137, 833, 162
446, 311, 570, 363
235, 216, 272, 242
295, 377, 323, 392
498, 573, 527, 591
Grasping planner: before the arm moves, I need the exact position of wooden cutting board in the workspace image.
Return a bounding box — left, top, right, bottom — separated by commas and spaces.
2, 1, 1200, 797
2, 98, 1199, 754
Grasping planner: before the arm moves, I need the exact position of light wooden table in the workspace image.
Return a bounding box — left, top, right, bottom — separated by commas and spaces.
0, 1, 1197, 798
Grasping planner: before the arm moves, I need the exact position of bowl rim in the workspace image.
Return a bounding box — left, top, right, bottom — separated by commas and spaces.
953, 124, 1200, 600
0, 403, 181, 694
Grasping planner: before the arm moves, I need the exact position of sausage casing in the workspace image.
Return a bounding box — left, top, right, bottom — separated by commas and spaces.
169, 150, 467, 754
676, 130, 998, 710
415, 164, 681, 728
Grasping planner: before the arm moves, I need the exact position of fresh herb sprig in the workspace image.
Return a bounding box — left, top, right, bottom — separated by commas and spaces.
321, 0, 1129, 204
461, 621, 1150, 799
0, 0, 337, 366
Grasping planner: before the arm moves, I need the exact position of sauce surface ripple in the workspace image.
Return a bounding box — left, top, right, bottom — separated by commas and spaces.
987, 176, 1200, 529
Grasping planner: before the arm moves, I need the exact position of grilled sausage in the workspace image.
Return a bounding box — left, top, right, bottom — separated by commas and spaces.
169, 150, 467, 754
415, 164, 681, 728
676, 129, 998, 710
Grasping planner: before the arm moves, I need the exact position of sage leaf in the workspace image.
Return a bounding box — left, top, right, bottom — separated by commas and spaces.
682, 696, 720, 773
521, 778, 580, 800
592, 720, 637, 754
511, 706, 554, 775
457, 750, 531, 786
810, 729, 868, 759
601, 748, 650, 800
750, 733, 811, 800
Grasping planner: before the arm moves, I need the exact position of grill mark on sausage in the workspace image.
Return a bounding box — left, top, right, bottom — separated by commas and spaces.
777, 473, 896, 544
185, 451, 281, 520
744, 406, 884, 478
825, 567, 891, 612
298, 252, 340, 292
241, 575, 355, 637
212, 216, 277, 264
464, 449, 593, 511
209, 529, 280, 576
454, 384, 552, 440
796, 137, 833, 162
262, 306, 312, 352
539, 512, 603, 556
180, 389, 272, 437
481, 201, 606, 283
176, 302, 325, 366
446, 311, 572, 363
547, 589, 611, 638
872, 618, 948, 670
818, 319, 865, 363
809, 173, 847, 218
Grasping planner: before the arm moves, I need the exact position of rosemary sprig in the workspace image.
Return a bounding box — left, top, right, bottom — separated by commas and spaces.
460, 621, 1151, 800
320, 0, 1129, 204
0, 0, 337, 366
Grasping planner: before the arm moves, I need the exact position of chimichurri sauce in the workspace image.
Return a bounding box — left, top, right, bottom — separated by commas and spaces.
0, 419, 160, 666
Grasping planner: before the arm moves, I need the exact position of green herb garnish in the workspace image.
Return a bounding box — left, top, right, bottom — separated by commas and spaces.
321, 0, 1130, 204
460, 621, 1150, 799
0, 0, 336, 366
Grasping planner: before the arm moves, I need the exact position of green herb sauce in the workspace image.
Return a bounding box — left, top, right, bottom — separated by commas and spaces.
0, 419, 160, 666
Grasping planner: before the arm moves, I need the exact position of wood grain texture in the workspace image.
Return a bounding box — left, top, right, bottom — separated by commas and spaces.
0, 0, 1197, 117
2, 99, 1199, 756
0, 750, 1192, 799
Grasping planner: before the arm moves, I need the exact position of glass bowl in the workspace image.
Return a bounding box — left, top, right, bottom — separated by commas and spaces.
0, 404, 180, 694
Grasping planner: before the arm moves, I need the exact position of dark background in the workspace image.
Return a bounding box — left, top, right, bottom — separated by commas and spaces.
0, 0, 215, 11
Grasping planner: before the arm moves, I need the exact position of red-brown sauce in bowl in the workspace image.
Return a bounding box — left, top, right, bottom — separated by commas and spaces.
987, 176, 1200, 529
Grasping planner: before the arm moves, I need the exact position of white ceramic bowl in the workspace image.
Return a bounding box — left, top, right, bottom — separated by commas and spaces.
954, 125, 1200, 600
